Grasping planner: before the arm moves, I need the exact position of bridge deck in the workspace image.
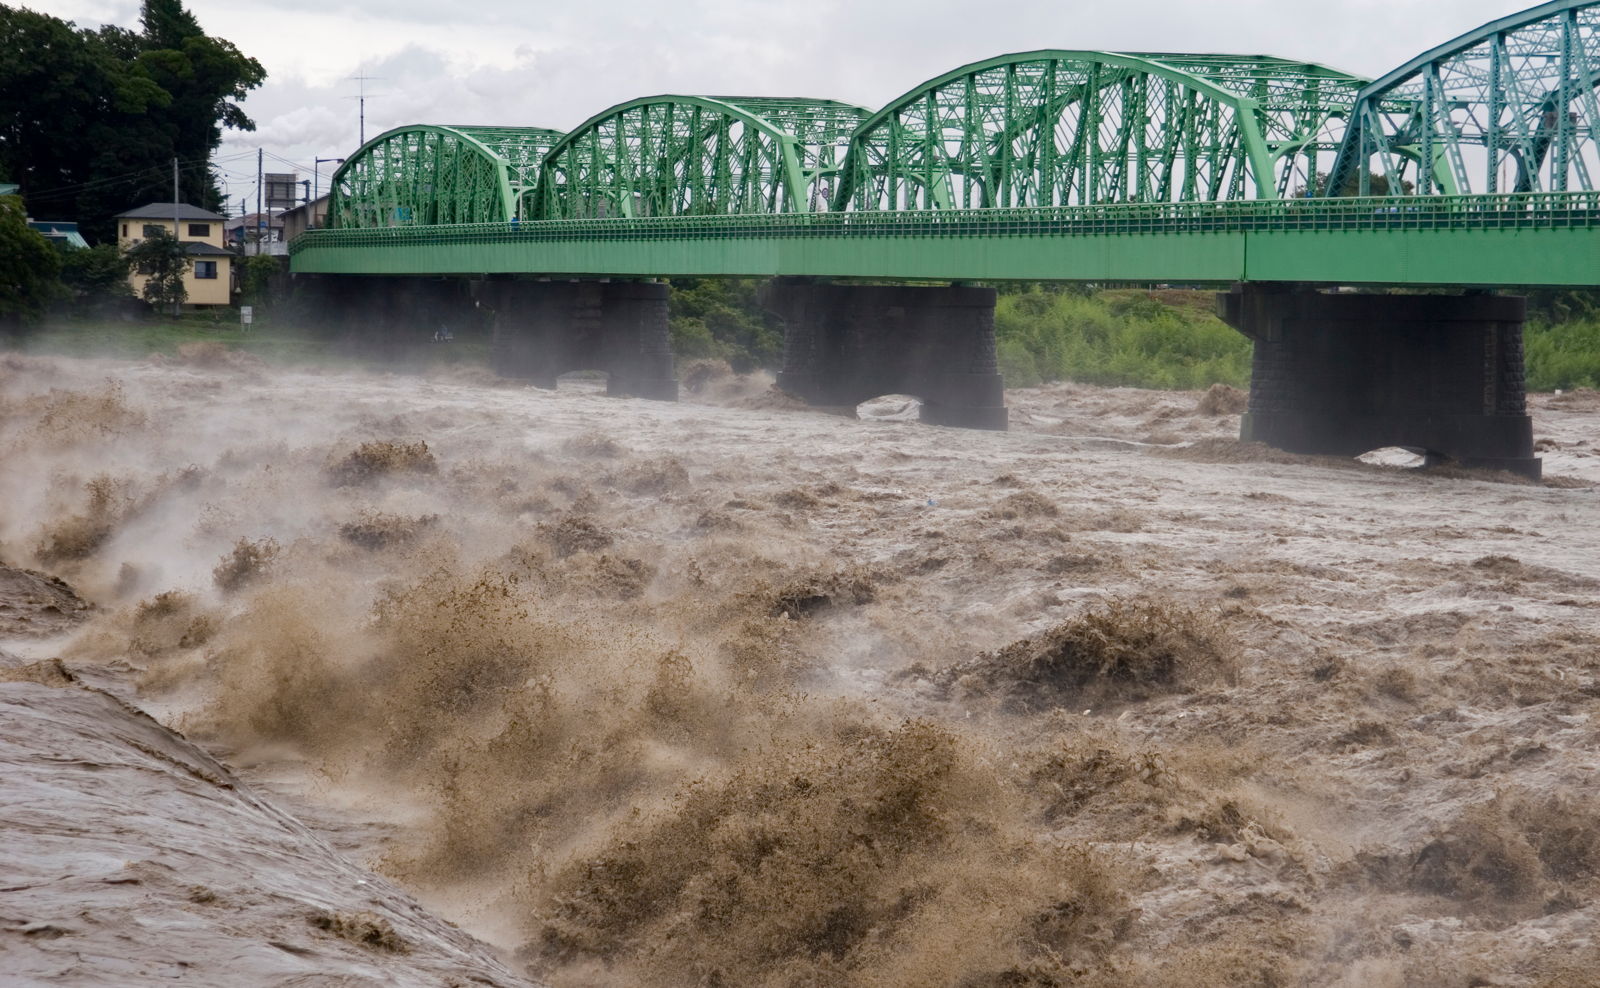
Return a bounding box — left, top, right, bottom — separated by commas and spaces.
291, 192, 1600, 288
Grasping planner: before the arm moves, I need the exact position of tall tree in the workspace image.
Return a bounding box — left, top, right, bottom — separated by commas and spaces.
0, 2, 263, 241
0, 194, 61, 332
140, 0, 200, 49
0, 10, 166, 234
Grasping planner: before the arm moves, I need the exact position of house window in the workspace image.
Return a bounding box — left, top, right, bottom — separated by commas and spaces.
121, 223, 127, 238
194, 261, 218, 280
187, 223, 210, 237
142, 224, 165, 238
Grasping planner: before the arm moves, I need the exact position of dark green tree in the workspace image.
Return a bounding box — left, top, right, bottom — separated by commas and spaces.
1525, 288, 1600, 325
668, 278, 782, 371
1298, 170, 1417, 198
0, 9, 167, 238
0, 2, 263, 241
58, 243, 133, 315
133, 1, 265, 213
0, 195, 61, 331
140, 0, 200, 48
125, 227, 187, 311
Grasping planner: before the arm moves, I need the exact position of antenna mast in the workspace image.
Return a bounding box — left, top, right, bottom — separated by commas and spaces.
347, 74, 385, 145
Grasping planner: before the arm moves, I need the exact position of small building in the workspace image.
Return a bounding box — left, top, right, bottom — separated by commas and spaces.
278, 195, 329, 243
116, 202, 233, 307
225, 212, 285, 255
27, 220, 89, 249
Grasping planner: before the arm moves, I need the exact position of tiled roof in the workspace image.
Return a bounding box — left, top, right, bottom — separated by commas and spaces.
181, 242, 234, 256
117, 202, 227, 221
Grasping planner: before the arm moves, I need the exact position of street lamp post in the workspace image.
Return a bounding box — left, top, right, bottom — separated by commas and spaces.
313, 157, 345, 229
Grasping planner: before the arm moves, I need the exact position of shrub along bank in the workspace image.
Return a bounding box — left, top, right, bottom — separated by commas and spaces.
995, 287, 1251, 390
1526, 318, 1600, 391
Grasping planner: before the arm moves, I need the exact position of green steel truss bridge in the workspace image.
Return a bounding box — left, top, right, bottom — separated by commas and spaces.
290, 0, 1600, 476
295, 0, 1600, 289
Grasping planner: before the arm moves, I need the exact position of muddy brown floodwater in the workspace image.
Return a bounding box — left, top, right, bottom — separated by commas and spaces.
2, 349, 1599, 987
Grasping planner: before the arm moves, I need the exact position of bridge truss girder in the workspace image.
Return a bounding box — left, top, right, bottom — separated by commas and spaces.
1129, 54, 1366, 196
831, 51, 1366, 210
534, 96, 871, 219
326, 124, 565, 229
1329, 0, 1600, 196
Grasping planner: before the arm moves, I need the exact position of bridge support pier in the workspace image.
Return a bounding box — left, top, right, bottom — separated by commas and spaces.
1218, 285, 1540, 479
484, 281, 677, 401
298, 275, 481, 359
764, 280, 1008, 430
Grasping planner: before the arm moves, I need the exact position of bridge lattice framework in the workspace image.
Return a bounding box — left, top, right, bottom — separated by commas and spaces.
322, 0, 1600, 230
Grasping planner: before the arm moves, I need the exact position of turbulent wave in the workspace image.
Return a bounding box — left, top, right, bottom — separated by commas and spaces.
4, 351, 1600, 986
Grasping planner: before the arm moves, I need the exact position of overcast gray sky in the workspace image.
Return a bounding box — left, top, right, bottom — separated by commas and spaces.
33, 0, 1520, 208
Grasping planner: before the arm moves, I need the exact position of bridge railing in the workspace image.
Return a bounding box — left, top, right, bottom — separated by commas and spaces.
290, 191, 1600, 254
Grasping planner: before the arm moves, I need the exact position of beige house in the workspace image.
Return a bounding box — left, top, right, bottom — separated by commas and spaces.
116, 202, 234, 307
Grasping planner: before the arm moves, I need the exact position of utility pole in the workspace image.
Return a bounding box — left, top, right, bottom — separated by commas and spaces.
256, 148, 263, 257
313, 157, 345, 226
172, 157, 181, 316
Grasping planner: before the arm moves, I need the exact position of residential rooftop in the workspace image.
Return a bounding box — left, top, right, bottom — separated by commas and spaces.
116, 202, 227, 221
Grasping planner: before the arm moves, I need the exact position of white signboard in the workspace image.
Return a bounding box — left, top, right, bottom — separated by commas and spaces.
240, 305, 253, 328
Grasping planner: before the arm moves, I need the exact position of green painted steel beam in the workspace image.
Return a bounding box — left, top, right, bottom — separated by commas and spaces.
1329, 0, 1600, 197
449, 125, 567, 198
1128, 54, 1368, 195
326, 124, 565, 228
304, 1, 1600, 293
832, 51, 1349, 211
534, 95, 870, 220
291, 191, 1600, 287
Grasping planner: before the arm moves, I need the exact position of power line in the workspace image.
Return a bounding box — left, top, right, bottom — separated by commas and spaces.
24, 156, 222, 198
262, 150, 316, 173
25, 147, 288, 201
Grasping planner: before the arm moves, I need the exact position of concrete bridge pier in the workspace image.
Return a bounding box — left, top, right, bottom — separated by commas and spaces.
764, 279, 1008, 430
301, 275, 479, 359
1218, 284, 1540, 479
484, 280, 677, 400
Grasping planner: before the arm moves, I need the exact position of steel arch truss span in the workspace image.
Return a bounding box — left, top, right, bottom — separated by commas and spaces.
1331, 0, 1600, 196
327, 124, 565, 229
831, 51, 1365, 211
1127, 55, 1367, 196
453, 126, 568, 209
535, 96, 871, 219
